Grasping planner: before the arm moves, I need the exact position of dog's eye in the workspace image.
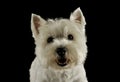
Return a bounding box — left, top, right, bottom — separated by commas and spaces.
68, 34, 74, 40
47, 37, 54, 43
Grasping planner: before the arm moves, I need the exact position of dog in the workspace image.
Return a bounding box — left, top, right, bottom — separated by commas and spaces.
30, 7, 88, 82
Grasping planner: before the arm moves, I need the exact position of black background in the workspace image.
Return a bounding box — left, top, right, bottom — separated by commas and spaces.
1, 0, 118, 82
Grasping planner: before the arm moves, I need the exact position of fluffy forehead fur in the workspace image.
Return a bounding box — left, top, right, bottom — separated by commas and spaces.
40, 19, 84, 36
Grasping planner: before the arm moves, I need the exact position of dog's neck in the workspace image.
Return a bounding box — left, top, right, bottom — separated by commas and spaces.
46, 65, 83, 81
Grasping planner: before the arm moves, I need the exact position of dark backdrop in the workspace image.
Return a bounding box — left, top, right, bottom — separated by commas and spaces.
1, 0, 118, 82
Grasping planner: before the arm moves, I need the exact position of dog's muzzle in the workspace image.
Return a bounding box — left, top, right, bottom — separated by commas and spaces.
56, 47, 69, 66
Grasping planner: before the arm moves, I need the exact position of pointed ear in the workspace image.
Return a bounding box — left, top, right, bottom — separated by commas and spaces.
31, 13, 46, 38
70, 7, 86, 25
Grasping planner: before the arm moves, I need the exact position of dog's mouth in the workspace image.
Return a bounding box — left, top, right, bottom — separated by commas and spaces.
56, 58, 69, 67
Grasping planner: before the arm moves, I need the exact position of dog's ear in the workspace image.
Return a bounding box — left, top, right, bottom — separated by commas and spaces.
31, 13, 46, 38
70, 7, 86, 25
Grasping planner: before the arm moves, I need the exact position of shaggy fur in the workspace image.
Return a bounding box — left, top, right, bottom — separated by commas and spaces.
30, 7, 88, 82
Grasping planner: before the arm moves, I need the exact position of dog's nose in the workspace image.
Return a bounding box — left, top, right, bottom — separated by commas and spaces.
56, 47, 66, 57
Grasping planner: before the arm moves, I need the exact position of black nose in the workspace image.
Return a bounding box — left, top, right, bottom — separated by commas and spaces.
56, 47, 66, 57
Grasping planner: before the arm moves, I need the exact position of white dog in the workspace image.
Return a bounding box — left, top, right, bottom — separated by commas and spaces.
30, 7, 88, 82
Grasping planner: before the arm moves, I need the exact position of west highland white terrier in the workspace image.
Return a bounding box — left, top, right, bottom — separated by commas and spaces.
30, 7, 88, 82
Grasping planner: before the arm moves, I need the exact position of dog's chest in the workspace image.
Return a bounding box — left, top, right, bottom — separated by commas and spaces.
47, 71, 73, 82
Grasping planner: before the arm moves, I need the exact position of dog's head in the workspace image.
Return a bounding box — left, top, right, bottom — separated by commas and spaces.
31, 7, 87, 69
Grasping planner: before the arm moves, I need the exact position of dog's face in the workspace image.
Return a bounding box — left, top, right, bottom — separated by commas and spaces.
31, 8, 87, 69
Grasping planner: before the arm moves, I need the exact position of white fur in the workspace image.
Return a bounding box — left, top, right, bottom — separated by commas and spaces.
30, 7, 88, 82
